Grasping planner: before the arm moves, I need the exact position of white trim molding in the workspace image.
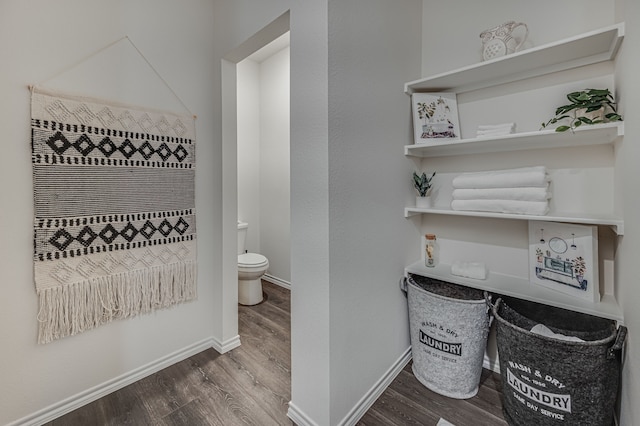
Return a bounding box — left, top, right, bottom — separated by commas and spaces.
8, 337, 216, 426
213, 334, 241, 354
263, 274, 291, 290
287, 401, 320, 426
338, 346, 412, 426
287, 347, 412, 426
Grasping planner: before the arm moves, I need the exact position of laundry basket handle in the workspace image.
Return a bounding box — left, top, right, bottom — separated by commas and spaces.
607, 325, 627, 360
399, 276, 409, 293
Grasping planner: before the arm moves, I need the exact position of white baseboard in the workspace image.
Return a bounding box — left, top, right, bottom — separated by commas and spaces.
287, 347, 412, 426
8, 337, 216, 426
214, 334, 241, 353
263, 274, 291, 290
287, 401, 321, 426
338, 346, 412, 426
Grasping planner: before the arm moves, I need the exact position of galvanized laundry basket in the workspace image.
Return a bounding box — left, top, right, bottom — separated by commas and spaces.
406, 274, 490, 399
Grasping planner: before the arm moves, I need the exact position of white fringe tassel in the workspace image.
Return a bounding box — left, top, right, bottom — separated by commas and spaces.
36, 261, 197, 344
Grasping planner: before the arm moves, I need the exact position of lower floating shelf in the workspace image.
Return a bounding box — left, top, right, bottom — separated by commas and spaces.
405, 260, 624, 322
404, 207, 624, 236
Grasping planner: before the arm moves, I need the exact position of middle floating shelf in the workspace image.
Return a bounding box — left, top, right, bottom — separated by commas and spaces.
404, 207, 624, 236
404, 122, 623, 158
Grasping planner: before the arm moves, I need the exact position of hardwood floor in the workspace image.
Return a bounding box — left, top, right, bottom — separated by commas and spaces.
46, 281, 506, 426
46, 281, 292, 426
358, 365, 507, 426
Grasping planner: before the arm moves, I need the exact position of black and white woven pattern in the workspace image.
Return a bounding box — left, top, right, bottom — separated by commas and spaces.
31, 88, 197, 344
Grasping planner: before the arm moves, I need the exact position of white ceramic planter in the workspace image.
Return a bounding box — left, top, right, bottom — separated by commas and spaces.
416, 196, 432, 208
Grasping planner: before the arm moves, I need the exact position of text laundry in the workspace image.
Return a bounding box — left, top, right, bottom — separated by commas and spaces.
420, 330, 462, 356
507, 369, 572, 413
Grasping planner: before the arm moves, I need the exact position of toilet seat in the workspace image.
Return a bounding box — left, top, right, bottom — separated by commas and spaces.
238, 253, 269, 269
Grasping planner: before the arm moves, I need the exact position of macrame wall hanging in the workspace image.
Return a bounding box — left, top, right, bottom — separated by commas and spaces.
30, 37, 197, 344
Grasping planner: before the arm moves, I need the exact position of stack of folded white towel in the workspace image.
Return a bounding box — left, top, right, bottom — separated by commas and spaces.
451, 166, 551, 216
476, 122, 516, 138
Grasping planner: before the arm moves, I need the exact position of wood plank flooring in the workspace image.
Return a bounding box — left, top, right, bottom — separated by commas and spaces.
45, 281, 507, 426
358, 365, 507, 426
46, 282, 292, 426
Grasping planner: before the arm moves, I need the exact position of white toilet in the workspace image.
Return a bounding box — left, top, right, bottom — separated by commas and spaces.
237, 221, 269, 305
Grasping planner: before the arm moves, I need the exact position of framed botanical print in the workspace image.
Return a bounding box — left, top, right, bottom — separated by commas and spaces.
411, 92, 461, 144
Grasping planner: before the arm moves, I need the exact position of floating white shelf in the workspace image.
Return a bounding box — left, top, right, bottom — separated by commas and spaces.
404, 207, 624, 236
404, 23, 624, 94
405, 261, 623, 322
404, 122, 623, 158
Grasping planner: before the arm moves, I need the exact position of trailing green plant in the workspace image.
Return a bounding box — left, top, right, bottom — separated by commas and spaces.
541, 88, 623, 132
413, 171, 436, 197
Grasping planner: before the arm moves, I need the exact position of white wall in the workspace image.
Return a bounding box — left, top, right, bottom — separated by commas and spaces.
327, 0, 422, 423
237, 44, 291, 284
422, 1, 640, 424
260, 46, 291, 284
0, 1, 221, 424
237, 58, 262, 252
422, 1, 615, 76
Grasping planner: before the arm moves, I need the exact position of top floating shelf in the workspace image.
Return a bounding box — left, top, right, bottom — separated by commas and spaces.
404, 122, 623, 158
405, 23, 624, 95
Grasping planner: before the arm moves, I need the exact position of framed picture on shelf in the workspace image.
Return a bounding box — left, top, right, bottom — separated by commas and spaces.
528, 221, 599, 303
411, 92, 461, 144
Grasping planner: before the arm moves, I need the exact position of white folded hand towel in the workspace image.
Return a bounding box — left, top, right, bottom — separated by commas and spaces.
452, 187, 551, 202
452, 166, 548, 189
451, 261, 487, 280
476, 129, 514, 138
476, 123, 516, 138
451, 199, 549, 216
477, 123, 516, 131
530, 324, 584, 342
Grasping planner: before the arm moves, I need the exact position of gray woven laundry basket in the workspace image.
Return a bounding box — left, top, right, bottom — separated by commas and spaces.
492, 297, 626, 426
407, 274, 490, 399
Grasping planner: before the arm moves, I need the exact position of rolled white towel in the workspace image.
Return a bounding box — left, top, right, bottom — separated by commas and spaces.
451, 199, 549, 216
452, 187, 551, 202
451, 261, 487, 280
452, 166, 548, 189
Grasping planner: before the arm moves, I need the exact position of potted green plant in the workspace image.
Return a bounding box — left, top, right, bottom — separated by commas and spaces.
413, 171, 436, 208
541, 88, 623, 132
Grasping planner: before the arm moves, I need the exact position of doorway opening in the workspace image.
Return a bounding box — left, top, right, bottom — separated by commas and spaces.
220, 11, 290, 349
237, 32, 291, 292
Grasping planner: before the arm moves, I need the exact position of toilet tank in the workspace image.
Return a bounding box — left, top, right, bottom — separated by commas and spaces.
237, 221, 249, 255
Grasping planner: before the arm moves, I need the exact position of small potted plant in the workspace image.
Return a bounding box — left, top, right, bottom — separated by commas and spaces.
413, 171, 436, 208
541, 88, 623, 132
